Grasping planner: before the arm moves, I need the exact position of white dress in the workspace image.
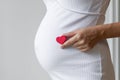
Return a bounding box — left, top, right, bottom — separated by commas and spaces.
34, 0, 115, 80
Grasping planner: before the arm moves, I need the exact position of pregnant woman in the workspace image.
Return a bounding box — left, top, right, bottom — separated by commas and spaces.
34, 0, 115, 80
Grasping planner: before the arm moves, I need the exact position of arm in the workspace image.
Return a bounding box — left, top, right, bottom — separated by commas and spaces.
96, 22, 120, 39
61, 22, 120, 51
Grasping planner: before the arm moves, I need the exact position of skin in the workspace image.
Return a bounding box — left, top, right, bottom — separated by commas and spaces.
60, 22, 120, 52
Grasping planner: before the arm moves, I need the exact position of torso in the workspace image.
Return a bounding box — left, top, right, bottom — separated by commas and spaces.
34, 0, 115, 80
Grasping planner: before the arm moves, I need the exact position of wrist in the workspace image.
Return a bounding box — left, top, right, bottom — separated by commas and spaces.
94, 24, 110, 40
93, 22, 120, 40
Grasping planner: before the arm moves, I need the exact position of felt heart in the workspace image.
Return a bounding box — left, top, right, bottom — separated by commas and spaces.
56, 35, 68, 44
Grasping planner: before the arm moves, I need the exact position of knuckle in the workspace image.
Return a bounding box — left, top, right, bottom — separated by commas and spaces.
67, 41, 73, 46
81, 40, 85, 44
68, 41, 72, 44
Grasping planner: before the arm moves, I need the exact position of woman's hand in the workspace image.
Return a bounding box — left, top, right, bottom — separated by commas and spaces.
61, 25, 104, 52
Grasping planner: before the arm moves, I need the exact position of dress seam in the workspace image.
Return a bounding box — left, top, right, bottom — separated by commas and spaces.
56, 0, 105, 16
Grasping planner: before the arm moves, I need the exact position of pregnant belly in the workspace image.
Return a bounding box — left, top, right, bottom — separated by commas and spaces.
33, 1, 115, 79
33, 5, 103, 72
34, 13, 102, 73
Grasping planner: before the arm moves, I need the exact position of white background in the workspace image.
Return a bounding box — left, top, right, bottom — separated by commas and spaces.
0, 0, 51, 80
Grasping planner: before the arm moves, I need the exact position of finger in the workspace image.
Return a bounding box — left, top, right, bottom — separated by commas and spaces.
72, 40, 85, 47
79, 47, 91, 52
61, 34, 79, 48
76, 45, 87, 50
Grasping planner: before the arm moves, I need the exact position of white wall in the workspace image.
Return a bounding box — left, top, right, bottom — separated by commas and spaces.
0, 0, 51, 80
105, 0, 120, 80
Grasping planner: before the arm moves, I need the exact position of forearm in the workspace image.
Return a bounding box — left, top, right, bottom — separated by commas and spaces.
95, 22, 120, 39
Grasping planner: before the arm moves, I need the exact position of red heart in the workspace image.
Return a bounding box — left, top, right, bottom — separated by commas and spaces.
56, 35, 68, 44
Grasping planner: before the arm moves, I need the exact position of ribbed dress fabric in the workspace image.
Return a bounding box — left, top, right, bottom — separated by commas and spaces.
34, 0, 115, 80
